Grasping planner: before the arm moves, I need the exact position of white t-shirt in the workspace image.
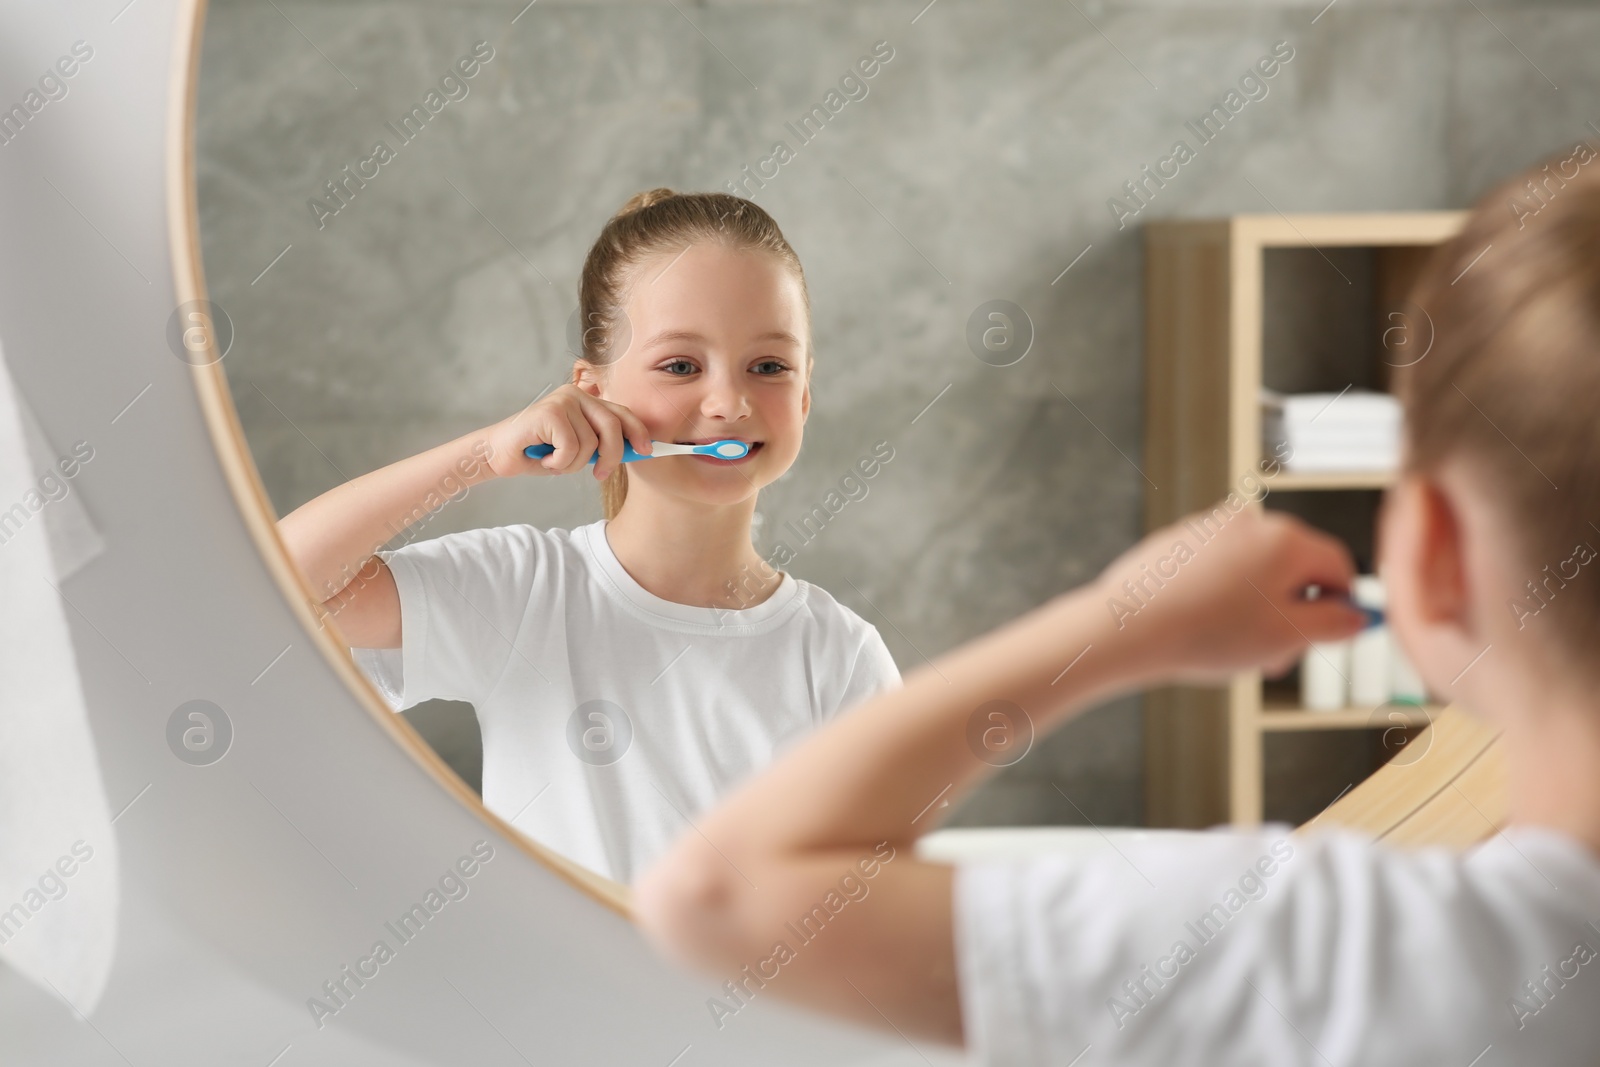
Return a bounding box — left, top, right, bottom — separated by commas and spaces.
350, 519, 901, 885
954, 824, 1600, 1066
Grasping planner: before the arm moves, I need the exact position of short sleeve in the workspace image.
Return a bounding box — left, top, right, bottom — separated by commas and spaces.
350, 646, 406, 711
953, 860, 1047, 1066
830, 626, 901, 719
951, 826, 1600, 1067
348, 525, 539, 711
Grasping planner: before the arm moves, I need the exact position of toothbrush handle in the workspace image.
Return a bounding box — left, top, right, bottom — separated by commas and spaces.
523, 441, 651, 465
1299, 584, 1385, 630
1332, 593, 1385, 630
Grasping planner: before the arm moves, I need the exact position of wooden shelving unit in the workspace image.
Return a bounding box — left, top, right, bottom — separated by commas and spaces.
1142, 211, 1466, 828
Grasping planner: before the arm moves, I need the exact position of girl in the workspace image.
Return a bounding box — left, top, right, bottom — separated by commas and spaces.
636, 153, 1600, 1065
278, 189, 901, 886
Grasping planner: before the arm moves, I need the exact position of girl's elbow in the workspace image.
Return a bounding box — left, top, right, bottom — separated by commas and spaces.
633, 845, 746, 970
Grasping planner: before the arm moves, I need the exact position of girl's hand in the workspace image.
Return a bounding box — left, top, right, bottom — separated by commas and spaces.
1093, 503, 1368, 686
482, 384, 653, 482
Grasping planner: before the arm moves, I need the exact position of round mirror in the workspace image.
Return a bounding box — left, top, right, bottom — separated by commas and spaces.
187, 0, 1474, 894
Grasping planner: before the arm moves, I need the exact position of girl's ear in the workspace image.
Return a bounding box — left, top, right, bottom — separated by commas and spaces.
1380, 472, 1480, 706
1413, 477, 1470, 626
572, 360, 602, 398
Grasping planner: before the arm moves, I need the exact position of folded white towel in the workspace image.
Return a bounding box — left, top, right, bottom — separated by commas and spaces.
1263, 389, 1402, 473
0, 334, 120, 1015
1262, 388, 1402, 428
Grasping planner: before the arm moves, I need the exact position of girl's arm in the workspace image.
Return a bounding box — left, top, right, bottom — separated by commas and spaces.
277, 428, 499, 648
276, 384, 653, 649
632, 504, 1368, 1045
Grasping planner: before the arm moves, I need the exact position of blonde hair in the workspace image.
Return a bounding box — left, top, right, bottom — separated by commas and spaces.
576, 188, 812, 519
1396, 148, 1600, 675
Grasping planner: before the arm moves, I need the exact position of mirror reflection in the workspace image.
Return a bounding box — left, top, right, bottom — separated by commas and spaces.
196, 2, 1428, 886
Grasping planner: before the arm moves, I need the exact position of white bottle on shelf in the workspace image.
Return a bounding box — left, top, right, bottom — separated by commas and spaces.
1301, 640, 1351, 711
1349, 574, 1390, 707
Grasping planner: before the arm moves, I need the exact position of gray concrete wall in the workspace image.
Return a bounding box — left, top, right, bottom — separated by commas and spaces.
195, 0, 1600, 827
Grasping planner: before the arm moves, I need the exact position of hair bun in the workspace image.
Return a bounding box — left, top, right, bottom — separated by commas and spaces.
616, 187, 677, 219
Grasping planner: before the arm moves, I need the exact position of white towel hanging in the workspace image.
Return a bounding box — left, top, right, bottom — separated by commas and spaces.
0, 332, 120, 1016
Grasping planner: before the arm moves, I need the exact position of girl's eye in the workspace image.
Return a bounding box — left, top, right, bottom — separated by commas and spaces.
662, 359, 697, 376
753, 360, 790, 375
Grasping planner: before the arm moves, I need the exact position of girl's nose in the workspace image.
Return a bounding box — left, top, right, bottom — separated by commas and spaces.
699, 373, 752, 420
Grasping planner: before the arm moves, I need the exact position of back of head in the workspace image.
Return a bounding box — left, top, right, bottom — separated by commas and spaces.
576, 188, 810, 519
1397, 149, 1600, 677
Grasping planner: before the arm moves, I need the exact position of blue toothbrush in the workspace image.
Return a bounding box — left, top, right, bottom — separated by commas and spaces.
523, 438, 752, 465
1300, 584, 1385, 629
1348, 601, 1385, 629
